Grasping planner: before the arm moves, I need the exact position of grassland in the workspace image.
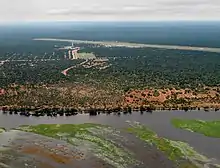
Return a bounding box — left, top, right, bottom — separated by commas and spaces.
172, 119, 220, 138
126, 122, 220, 168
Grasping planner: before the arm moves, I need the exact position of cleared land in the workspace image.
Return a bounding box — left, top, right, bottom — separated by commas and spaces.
172, 119, 220, 138
34, 38, 220, 53
78, 53, 96, 59
125, 87, 220, 109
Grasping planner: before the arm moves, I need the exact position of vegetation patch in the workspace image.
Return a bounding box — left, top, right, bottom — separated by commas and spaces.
0, 128, 5, 133
18, 124, 139, 168
172, 119, 220, 138
126, 121, 219, 168
153, 90, 160, 97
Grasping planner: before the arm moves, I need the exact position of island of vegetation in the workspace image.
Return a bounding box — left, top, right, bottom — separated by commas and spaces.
172, 119, 220, 138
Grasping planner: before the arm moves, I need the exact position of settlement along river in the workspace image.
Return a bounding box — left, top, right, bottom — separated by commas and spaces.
0, 110, 220, 168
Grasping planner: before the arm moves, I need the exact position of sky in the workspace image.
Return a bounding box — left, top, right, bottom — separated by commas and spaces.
0, 0, 220, 22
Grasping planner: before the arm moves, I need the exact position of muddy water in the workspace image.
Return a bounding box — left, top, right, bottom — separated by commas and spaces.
0, 110, 220, 163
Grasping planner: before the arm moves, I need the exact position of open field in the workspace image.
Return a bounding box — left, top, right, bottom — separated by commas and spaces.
34, 38, 220, 53
78, 53, 96, 59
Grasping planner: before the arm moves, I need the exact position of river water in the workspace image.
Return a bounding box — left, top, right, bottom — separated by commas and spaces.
0, 110, 220, 163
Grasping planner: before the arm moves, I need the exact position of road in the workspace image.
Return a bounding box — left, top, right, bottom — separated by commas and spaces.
34, 38, 220, 53
61, 59, 89, 76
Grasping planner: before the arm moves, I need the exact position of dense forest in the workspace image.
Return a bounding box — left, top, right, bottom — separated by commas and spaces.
1, 45, 220, 90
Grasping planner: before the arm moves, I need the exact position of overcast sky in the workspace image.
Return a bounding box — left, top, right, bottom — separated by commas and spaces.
0, 0, 220, 22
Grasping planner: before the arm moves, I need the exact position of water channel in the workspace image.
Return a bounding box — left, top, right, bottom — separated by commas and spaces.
0, 110, 220, 163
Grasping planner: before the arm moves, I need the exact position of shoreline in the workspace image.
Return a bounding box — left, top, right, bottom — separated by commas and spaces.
0, 105, 219, 117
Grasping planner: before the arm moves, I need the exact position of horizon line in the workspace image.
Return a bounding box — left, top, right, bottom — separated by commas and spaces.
1, 20, 220, 23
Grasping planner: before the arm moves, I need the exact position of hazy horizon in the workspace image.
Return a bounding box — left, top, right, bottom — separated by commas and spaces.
0, 21, 220, 48
0, 0, 220, 22
1, 20, 220, 26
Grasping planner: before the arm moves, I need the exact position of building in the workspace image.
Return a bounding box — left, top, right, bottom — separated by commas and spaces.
68, 50, 72, 59
64, 47, 80, 60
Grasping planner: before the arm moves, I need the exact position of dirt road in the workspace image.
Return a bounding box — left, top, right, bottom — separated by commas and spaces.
61, 60, 88, 76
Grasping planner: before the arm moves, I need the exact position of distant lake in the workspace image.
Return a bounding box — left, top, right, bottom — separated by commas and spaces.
0, 110, 220, 163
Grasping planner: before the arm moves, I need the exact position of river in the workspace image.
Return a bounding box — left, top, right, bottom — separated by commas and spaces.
0, 110, 220, 163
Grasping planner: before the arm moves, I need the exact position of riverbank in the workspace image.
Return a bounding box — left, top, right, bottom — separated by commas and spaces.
2, 83, 220, 113
2, 84, 220, 114
1, 105, 220, 118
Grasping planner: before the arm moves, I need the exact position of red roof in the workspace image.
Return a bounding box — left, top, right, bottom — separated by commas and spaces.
0, 89, 5, 95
